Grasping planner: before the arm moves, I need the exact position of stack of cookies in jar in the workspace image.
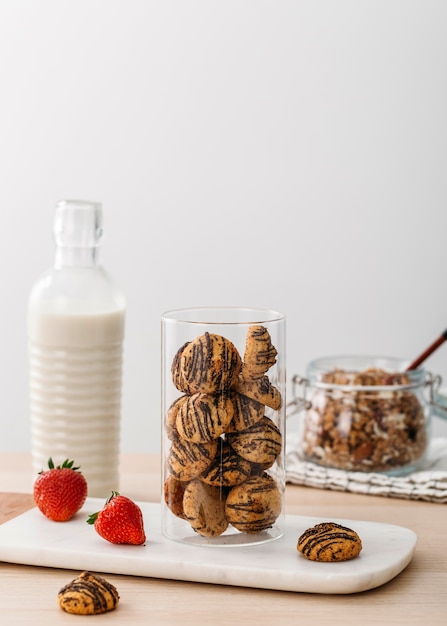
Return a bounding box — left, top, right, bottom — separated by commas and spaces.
164, 325, 283, 538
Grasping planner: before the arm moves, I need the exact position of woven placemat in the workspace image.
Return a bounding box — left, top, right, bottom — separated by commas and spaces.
286, 434, 447, 503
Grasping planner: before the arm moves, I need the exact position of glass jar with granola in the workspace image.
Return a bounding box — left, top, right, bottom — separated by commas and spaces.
294, 356, 442, 475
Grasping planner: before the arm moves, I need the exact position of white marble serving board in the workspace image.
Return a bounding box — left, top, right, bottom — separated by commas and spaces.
0, 499, 416, 594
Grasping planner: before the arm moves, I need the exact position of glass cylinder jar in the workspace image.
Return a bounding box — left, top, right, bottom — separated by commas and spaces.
161, 307, 286, 546
293, 355, 442, 476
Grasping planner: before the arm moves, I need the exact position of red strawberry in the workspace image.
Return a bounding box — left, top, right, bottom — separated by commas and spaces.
33, 458, 88, 522
87, 491, 146, 545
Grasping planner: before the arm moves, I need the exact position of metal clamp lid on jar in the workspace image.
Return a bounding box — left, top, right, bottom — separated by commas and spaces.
286, 374, 311, 417
286, 370, 447, 420
428, 375, 447, 417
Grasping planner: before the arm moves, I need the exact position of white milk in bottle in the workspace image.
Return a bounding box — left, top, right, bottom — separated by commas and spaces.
28, 200, 126, 497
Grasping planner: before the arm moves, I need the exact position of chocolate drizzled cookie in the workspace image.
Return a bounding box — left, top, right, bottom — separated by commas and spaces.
227, 391, 265, 431
242, 325, 278, 380
227, 416, 282, 465
176, 332, 242, 394
225, 473, 282, 533
176, 392, 234, 442
200, 439, 252, 487
297, 522, 363, 562
165, 395, 188, 440
167, 438, 218, 481
58, 571, 119, 615
234, 374, 282, 410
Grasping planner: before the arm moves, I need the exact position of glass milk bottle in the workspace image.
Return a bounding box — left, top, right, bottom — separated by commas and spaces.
28, 200, 126, 497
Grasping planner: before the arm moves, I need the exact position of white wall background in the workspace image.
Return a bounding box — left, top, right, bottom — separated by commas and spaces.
1, 0, 446, 454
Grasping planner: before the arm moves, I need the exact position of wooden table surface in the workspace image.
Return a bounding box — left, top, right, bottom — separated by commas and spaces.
0, 452, 445, 625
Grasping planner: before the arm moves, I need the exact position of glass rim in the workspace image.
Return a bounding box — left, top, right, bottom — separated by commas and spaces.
161, 306, 286, 325
56, 199, 102, 210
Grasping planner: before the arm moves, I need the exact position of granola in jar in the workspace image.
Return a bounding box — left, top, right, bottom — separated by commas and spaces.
300, 361, 428, 473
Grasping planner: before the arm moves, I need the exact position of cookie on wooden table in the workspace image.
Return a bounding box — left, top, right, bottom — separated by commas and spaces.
58, 571, 119, 615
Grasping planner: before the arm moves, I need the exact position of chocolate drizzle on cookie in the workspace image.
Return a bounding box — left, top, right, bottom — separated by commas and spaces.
171, 342, 191, 392
225, 474, 282, 533
176, 393, 234, 442
229, 391, 265, 431
227, 416, 282, 465
235, 375, 282, 410
242, 325, 278, 379
168, 438, 218, 481
200, 439, 252, 487
58, 571, 119, 615
297, 522, 362, 562
179, 333, 242, 394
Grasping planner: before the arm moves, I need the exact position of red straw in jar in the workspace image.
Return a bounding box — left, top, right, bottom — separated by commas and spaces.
406, 329, 447, 370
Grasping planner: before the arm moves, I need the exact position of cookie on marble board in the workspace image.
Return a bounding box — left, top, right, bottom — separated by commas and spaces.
297, 522, 363, 562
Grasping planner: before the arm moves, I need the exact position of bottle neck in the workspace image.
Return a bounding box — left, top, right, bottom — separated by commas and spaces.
54, 246, 100, 268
